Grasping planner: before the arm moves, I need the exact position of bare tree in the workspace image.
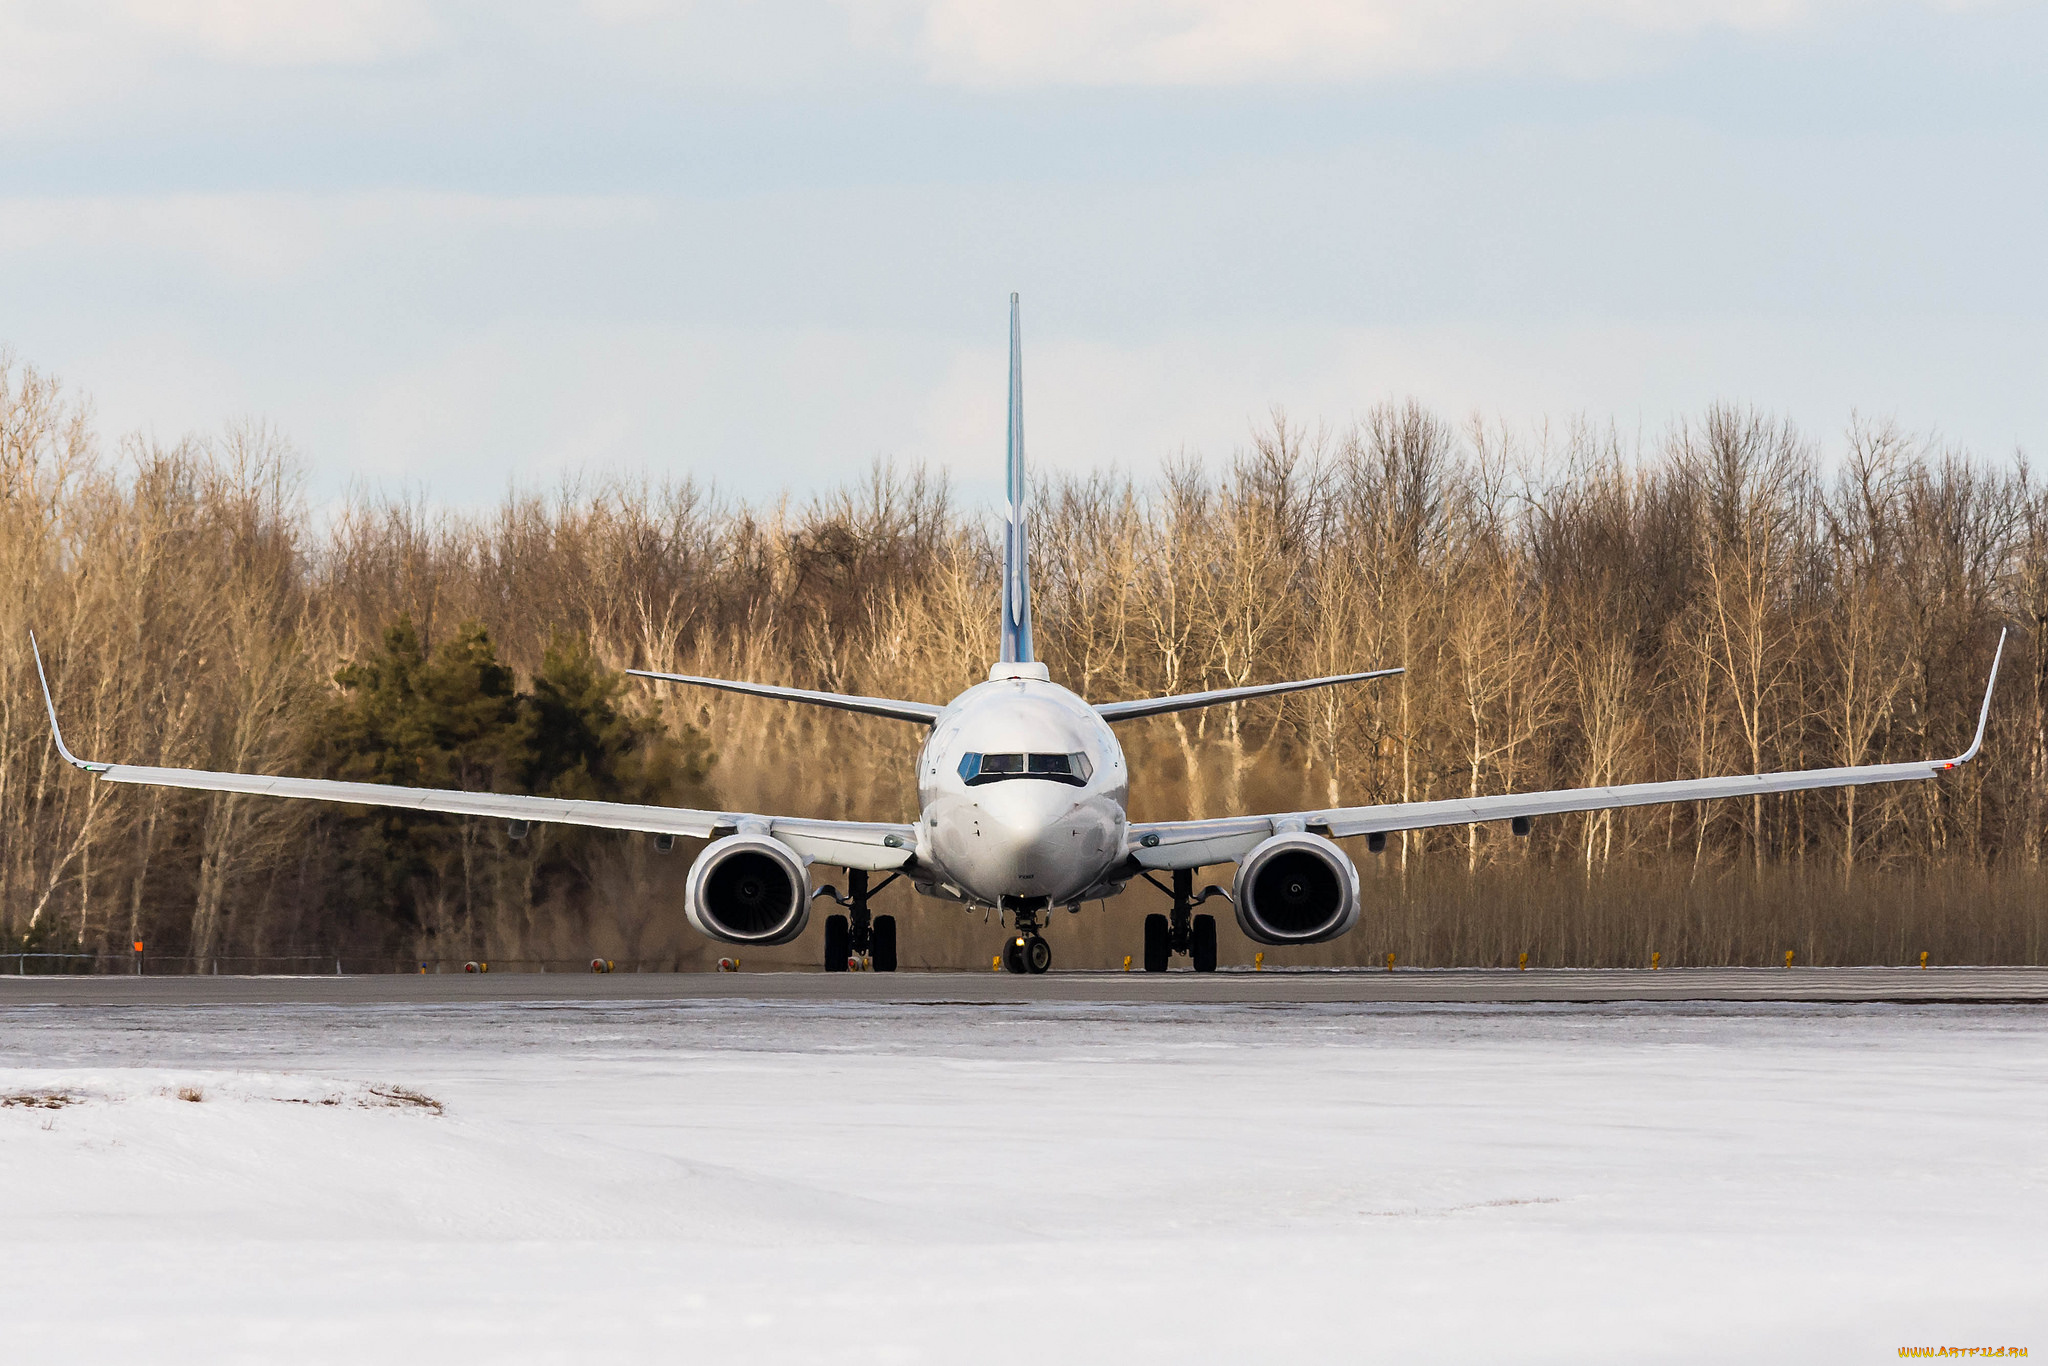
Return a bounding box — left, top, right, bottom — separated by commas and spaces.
0, 347, 2037, 969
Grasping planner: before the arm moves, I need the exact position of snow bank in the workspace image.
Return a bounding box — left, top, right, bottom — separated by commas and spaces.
0, 1001, 2040, 1363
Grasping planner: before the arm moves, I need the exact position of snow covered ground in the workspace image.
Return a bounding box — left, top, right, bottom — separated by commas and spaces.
0, 997, 2041, 1363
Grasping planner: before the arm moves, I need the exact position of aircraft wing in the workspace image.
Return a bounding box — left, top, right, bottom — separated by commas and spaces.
1127, 631, 2005, 871
1094, 668, 1404, 722
32, 638, 916, 871
625, 669, 943, 724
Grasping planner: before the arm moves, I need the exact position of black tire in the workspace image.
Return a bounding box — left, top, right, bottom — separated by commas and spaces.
824, 914, 850, 971
1143, 913, 1170, 972
1026, 935, 1052, 974
1191, 913, 1217, 973
1003, 937, 1029, 973
871, 915, 898, 972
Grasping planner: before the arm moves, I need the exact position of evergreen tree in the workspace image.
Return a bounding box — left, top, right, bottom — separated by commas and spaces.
306, 618, 711, 954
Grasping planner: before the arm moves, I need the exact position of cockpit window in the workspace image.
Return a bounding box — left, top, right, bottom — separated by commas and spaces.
957, 751, 1093, 786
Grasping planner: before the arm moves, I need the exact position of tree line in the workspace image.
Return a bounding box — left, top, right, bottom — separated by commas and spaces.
3, 352, 2041, 969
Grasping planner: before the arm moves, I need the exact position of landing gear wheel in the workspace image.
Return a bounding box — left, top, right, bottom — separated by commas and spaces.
1003, 937, 1030, 974
1143, 914, 1170, 973
1190, 913, 1217, 973
1025, 935, 1052, 974
870, 915, 898, 972
824, 914, 850, 972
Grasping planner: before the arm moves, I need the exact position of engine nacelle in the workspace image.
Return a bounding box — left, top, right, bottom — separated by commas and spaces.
684, 835, 811, 946
1232, 831, 1361, 946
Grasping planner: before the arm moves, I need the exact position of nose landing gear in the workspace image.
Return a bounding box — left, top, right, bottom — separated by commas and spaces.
1141, 868, 1227, 973
999, 903, 1052, 974
1002, 933, 1052, 974
816, 869, 900, 972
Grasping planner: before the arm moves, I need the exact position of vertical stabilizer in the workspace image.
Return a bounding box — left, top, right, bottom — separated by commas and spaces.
999, 292, 1034, 664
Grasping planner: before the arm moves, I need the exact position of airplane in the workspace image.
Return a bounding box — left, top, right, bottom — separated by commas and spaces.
34, 295, 2008, 976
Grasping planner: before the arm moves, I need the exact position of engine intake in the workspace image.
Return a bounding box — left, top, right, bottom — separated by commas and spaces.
1233, 831, 1360, 945
685, 835, 810, 945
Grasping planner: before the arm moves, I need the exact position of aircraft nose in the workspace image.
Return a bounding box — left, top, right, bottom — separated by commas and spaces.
976, 782, 1078, 861
956, 781, 1109, 902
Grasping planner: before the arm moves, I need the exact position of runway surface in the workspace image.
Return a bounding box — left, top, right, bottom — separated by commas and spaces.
4, 964, 2044, 1006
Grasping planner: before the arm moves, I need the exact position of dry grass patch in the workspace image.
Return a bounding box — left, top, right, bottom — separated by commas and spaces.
278, 1084, 443, 1114
0, 1092, 76, 1110
362, 1085, 442, 1114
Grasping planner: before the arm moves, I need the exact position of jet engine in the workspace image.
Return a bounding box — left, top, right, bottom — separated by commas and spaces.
684, 834, 811, 945
1232, 831, 1361, 945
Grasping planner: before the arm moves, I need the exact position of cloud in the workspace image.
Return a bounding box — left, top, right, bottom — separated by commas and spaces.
128, 0, 438, 65
842, 0, 1905, 85
0, 191, 659, 292
9, 179, 2038, 506
0, 0, 438, 131
0, 0, 1969, 133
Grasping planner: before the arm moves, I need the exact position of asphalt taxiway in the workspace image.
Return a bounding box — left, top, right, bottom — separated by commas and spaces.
2, 966, 2043, 1006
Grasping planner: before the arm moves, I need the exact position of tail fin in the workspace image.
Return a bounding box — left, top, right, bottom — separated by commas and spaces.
1000, 292, 1033, 664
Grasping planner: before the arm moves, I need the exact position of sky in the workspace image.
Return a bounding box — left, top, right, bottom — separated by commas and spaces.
2, 0, 2043, 511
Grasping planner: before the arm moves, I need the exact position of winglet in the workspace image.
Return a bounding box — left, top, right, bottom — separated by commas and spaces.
29, 632, 108, 774
1942, 628, 2006, 769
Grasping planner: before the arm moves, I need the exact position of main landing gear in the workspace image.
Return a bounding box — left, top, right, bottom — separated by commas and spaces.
1141, 868, 1225, 973
1001, 903, 1052, 974
818, 869, 899, 972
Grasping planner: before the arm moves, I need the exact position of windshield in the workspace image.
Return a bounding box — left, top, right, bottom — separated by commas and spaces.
957, 751, 1093, 787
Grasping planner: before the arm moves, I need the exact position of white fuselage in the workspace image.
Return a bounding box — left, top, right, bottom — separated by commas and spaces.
913, 664, 1130, 906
